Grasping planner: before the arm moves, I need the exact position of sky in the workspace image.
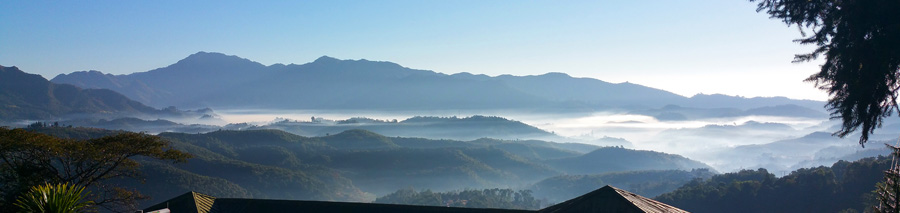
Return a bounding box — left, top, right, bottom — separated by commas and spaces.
0, 1, 828, 101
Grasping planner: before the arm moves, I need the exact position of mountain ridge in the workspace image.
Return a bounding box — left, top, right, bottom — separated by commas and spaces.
0, 65, 161, 121
50, 51, 822, 111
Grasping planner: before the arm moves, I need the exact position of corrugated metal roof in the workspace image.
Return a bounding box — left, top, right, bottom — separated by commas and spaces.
192, 191, 216, 213
612, 186, 689, 213
143, 191, 212, 213
539, 185, 689, 213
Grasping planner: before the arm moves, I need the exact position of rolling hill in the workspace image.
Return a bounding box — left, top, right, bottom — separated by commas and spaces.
27, 126, 715, 207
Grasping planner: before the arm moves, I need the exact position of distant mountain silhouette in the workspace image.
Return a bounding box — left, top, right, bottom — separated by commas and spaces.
0, 65, 219, 122
0, 65, 160, 121
451, 72, 686, 109
53, 52, 270, 107
630, 103, 826, 121
685, 94, 824, 111
51, 52, 824, 111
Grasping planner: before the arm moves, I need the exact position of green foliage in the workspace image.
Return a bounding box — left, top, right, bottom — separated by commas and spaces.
375, 188, 540, 210
124, 160, 252, 203
752, 0, 900, 145
14, 182, 93, 213
656, 157, 890, 213
0, 127, 192, 212
875, 145, 900, 212
155, 130, 373, 202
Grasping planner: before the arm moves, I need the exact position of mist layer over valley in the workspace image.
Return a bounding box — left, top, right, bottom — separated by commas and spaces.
13, 52, 892, 176
44, 51, 879, 174
207, 105, 878, 175
2, 52, 893, 211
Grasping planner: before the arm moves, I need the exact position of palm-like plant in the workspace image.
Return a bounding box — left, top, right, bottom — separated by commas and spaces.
13, 182, 93, 213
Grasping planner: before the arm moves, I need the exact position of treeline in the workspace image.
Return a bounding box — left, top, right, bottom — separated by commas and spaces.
655, 156, 889, 213
375, 188, 541, 210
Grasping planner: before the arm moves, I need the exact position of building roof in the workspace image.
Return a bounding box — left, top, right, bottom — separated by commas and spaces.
540, 185, 689, 213
144, 185, 689, 213
144, 193, 531, 213
143, 192, 216, 213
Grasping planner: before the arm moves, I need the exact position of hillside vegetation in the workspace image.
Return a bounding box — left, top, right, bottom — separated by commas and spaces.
656, 156, 889, 213
25, 126, 712, 208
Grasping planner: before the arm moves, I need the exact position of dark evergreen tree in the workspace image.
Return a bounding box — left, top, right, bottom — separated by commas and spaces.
751, 0, 900, 146
876, 144, 900, 213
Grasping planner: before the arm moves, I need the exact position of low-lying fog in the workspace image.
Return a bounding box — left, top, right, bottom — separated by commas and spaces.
213, 109, 890, 176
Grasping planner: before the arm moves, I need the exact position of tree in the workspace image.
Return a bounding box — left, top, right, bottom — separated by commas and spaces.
875, 145, 900, 213
14, 182, 93, 213
751, 0, 900, 146
0, 128, 192, 212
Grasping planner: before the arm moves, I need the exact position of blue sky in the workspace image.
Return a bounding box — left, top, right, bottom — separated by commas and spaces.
0, 1, 826, 100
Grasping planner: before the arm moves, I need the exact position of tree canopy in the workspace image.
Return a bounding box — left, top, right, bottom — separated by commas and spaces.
656, 157, 889, 212
0, 127, 191, 212
752, 0, 900, 146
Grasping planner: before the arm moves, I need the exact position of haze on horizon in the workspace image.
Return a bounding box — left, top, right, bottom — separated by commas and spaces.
1, 1, 827, 101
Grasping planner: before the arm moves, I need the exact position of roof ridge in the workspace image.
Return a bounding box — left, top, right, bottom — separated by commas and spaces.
539, 185, 689, 213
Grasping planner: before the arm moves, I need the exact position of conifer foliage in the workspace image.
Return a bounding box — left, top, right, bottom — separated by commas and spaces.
751, 0, 900, 146
876, 144, 900, 213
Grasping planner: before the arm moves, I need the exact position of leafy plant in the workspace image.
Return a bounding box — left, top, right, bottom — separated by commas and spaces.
0, 127, 192, 212
14, 182, 93, 213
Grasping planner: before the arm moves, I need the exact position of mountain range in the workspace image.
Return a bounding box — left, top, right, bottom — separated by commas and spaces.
50, 52, 825, 111
0, 66, 157, 121
0, 65, 217, 123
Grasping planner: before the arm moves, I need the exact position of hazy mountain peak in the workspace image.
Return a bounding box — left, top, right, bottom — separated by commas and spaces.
451, 72, 488, 77
309, 56, 403, 68
1, 65, 44, 83
1, 65, 20, 72
313, 55, 341, 63
539, 72, 572, 78
78, 70, 105, 75
173, 51, 261, 67
54, 70, 111, 78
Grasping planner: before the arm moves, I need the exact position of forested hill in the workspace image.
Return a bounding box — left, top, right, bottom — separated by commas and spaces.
655, 156, 890, 213
544, 147, 713, 175
25, 127, 713, 208
51, 52, 822, 110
